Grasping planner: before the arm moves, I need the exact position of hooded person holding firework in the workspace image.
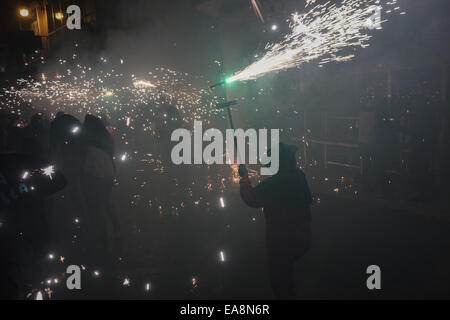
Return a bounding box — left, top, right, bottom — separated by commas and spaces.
239, 142, 312, 299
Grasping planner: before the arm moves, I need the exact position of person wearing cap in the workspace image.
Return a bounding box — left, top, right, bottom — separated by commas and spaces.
239, 142, 313, 299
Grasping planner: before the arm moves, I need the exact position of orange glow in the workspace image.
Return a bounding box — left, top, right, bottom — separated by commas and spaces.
19, 8, 29, 17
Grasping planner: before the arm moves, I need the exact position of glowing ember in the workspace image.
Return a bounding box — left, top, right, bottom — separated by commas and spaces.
219, 250, 226, 262
71, 126, 80, 134
123, 278, 131, 286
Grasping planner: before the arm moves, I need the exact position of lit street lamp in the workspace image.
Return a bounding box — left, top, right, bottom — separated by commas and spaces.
19, 8, 29, 17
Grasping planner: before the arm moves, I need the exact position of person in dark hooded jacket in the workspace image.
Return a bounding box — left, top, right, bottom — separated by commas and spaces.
239, 143, 312, 299
49, 114, 86, 252
80, 115, 119, 266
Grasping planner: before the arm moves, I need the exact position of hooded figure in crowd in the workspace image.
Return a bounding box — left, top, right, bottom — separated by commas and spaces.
239, 143, 313, 299
49, 114, 86, 252
81, 115, 119, 265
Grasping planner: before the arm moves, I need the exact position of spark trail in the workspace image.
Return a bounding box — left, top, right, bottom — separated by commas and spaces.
227, 0, 404, 83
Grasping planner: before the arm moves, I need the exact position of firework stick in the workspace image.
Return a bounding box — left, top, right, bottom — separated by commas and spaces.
215, 100, 243, 164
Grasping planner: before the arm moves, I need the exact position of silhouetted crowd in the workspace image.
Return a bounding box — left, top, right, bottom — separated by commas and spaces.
0, 110, 119, 299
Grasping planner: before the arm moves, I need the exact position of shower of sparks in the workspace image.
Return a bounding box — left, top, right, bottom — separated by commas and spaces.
250, 0, 265, 23
1, 57, 224, 127
227, 0, 403, 83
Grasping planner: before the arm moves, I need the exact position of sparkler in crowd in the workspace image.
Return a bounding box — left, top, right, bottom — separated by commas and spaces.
226, 0, 404, 84
42, 165, 55, 180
